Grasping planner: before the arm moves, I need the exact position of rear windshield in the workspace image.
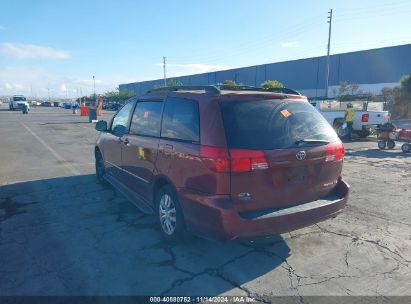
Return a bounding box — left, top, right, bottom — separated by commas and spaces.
220, 99, 339, 150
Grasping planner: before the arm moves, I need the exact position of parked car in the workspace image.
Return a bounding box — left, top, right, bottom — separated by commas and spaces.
41, 101, 53, 107
94, 85, 349, 242
30, 100, 42, 106
108, 102, 122, 111
310, 100, 390, 138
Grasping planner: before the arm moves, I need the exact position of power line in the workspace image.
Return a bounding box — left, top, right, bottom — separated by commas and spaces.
168, 14, 325, 63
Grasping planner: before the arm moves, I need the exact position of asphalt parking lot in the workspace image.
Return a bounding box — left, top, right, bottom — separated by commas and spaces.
0, 104, 410, 298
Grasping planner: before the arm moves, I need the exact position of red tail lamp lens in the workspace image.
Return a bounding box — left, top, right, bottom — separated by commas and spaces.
326, 143, 345, 162
200, 146, 269, 172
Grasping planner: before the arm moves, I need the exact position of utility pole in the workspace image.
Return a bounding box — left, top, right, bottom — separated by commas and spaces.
93, 75, 96, 102
325, 9, 333, 98
163, 56, 167, 87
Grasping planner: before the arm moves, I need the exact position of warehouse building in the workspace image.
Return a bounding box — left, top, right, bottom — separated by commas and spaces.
119, 43, 411, 98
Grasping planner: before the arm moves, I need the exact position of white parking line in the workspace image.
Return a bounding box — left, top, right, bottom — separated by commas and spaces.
21, 123, 81, 175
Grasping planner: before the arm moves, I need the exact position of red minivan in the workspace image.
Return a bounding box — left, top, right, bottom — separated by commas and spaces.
95, 86, 349, 242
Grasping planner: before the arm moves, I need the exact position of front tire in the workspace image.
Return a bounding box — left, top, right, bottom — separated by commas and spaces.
155, 185, 186, 243
95, 150, 106, 183
378, 140, 386, 150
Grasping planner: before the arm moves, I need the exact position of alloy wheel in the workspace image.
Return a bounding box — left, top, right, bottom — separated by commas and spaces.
159, 194, 177, 235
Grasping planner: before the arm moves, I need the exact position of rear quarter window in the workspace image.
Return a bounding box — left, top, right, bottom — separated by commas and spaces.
220, 99, 339, 150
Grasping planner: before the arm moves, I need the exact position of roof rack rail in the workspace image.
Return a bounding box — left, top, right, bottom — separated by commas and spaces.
216, 85, 301, 95
146, 85, 302, 96
147, 85, 221, 95
266, 87, 301, 95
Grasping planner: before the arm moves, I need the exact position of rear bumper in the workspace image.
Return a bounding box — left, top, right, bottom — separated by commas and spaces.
178, 179, 349, 240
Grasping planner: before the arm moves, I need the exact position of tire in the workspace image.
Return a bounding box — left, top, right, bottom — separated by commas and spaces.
95, 150, 107, 184
401, 143, 410, 153
378, 140, 386, 150
334, 123, 348, 138
155, 185, 186, 243
387, 140, 395, 150
358, 130, 371, 138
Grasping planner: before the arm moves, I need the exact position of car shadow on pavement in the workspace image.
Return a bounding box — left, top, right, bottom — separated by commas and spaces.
0, 174, 289, 296
345, 148, 411, 159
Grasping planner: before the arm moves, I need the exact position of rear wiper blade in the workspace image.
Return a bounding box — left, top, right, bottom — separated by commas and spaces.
294, 139, 330, 146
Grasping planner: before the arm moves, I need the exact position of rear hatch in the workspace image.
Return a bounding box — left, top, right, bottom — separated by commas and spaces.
220, 99, 344, 213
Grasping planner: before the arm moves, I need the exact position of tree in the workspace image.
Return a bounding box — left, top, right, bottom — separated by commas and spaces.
103, 87, 134, 102
381, 87, 395, 107
398, 75, 411, 118
338, 82, 362, 101
166, 79, 183, 87
222, 80, 237, 86
338, 82, 349, 97
153, 79, 183, 89
349, 83, 360, 95
261, 80, 284, 89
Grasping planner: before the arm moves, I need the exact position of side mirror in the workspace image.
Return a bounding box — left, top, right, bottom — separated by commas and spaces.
95, 120, 108, 132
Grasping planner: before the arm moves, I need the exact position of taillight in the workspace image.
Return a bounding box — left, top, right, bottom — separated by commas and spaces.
200, 146, 230, 172
200, 146, 268, 172
362, 113, 369, 122
229, 149, 268, 172
326, 143, 345, 162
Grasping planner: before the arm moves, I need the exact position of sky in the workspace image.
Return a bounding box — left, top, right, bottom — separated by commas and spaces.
1, 0, 411, 98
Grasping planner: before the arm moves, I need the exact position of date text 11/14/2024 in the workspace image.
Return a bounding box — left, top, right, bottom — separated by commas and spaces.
149, 296, 257, 303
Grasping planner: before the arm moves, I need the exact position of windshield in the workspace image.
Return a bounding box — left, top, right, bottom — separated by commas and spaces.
13, 96, 27, 101
220, 100, 339, 150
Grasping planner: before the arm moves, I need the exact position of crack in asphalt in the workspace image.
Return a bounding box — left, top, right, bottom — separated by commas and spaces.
157, 246, 254, 295
153, 243, 272, 303
346, 205, 411, 227
315, 224, 411, 265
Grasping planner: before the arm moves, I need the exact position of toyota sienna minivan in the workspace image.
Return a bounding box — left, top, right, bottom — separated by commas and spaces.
95, 85, 349, 242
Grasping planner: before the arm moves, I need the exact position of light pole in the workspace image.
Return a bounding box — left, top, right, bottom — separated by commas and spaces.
93, 75, 96, 103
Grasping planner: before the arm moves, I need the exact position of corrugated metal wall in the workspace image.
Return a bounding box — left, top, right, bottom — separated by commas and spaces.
119, 44, 411, 98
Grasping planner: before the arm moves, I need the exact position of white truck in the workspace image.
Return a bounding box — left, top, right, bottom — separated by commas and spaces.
310, 100, 390, 138
9, 95, 30, 111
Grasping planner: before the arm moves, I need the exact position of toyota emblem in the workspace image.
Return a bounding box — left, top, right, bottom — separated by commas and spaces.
296, 151, 306, 160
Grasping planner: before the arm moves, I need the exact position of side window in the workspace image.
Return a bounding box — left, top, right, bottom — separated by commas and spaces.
130, 100, 163, 137
161, 97, 200, 143
111, 102, 134, 135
